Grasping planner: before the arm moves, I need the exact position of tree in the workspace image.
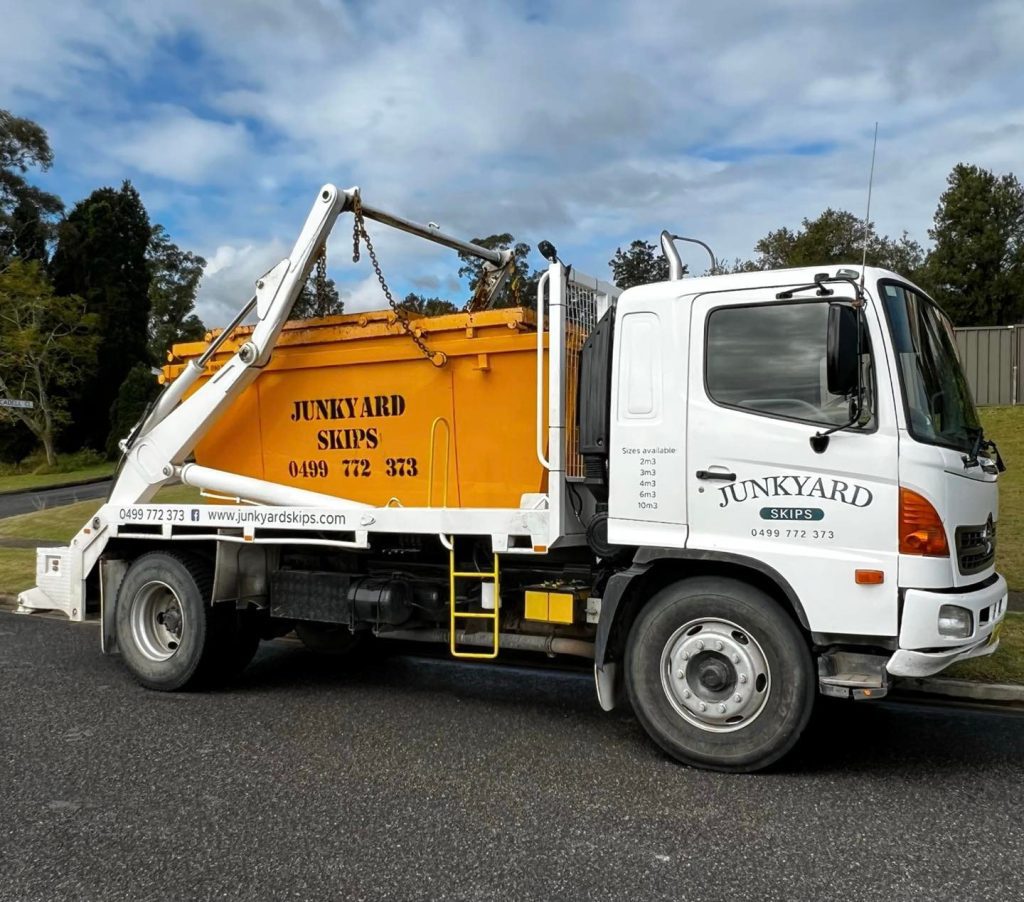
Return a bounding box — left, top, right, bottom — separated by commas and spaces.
106, 363, 160, 459
147, 225, 207, 361
747, 208, 926, 278
609, 239, 675, 288
0, 261, 99, 465
401, 292, 458, 317
457, 233, 540, 308
0, 109, 62, 264
50, 181, 152, 451
925, 164, 1024, 326
8, 195, 50, 264
290, 270, 344, 320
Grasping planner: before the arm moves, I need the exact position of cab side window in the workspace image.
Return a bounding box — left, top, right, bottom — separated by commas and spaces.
706, 301, 871, 427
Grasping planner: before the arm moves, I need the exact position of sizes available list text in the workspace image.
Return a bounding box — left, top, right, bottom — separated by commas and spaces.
622, 446, 677, 511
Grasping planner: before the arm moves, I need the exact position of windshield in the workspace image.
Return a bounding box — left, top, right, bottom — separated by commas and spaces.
880, 281, 980, 453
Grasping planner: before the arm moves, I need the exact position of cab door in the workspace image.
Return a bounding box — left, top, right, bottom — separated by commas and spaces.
685, 287, 900, 638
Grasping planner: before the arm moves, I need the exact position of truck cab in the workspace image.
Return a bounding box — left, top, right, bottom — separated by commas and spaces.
587, 265, 1005, 762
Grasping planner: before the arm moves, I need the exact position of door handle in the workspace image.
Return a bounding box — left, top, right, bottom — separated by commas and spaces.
696, 469, 736, 482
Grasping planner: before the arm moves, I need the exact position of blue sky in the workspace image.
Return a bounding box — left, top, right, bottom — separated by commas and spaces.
2, 0, 1023, 326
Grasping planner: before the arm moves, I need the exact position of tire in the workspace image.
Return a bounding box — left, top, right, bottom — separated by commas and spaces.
294, 621, 363, 656
115, 551, 231, 691
625, 576, 815, 773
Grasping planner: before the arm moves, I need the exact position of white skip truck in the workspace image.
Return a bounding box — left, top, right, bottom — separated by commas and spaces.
18, 184, 1008, 772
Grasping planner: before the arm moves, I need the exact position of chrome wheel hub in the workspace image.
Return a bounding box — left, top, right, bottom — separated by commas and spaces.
129, 580, 186, 662
660, 617, 771, 733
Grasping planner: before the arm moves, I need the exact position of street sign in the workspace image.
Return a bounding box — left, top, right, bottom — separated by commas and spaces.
0, 398, 34, 410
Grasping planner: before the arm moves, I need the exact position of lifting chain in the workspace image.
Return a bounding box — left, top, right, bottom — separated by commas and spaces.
351, 192, 447, 367
313, 244, 329, 312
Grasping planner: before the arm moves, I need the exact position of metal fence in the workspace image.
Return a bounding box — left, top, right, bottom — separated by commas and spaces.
953, 325, 1022, 406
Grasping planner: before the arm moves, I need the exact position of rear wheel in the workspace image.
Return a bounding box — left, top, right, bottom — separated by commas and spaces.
115, 552, 230, 691
625, 576, 814, 772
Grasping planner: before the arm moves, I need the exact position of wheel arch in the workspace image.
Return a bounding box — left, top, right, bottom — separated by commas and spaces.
595, 548, 810, 671
100, 540, 222, 654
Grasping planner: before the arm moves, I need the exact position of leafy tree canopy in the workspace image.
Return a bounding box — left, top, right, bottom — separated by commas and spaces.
0, 260, 99, 464
925, 163, 1024, 325
147, 224, 207, 361
291, 268, 344, 320
106, 363, 160, 459
748, 208, 926, 278
609, 239, 675, 289
401, 292, 458, 317
0, 109, 62, 264
401, 293, 458, 317
50, 181, 152, 451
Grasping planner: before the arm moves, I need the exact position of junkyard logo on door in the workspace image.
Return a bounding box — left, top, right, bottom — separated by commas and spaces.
719, 475, 873, 509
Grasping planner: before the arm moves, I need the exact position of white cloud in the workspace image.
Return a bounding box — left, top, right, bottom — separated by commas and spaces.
2, 0, 1023, 299
107, 108, 251, 185
342, 274, 394, 313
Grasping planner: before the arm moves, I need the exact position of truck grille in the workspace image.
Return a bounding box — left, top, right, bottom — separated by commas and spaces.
955, 517, 996, 575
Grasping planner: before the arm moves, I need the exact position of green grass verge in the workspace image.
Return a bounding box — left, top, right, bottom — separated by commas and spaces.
0, 462, 115, 494
979, 407, 1023, 593
944, 612, 1024, 685
0, 547, 35, 596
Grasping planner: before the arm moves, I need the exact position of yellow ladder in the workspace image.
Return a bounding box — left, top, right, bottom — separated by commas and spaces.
449, 543, 500, 659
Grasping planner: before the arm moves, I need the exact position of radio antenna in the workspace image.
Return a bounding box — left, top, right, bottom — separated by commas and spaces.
860, 122, 879, 288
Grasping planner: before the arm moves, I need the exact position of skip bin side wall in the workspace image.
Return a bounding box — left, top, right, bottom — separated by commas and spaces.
163, 308, 549, 508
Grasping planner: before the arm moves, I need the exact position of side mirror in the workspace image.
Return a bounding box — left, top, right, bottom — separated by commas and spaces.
826, 304, 860, 396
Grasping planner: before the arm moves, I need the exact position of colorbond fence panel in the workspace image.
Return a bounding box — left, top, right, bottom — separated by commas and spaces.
954, 325, 1020, 406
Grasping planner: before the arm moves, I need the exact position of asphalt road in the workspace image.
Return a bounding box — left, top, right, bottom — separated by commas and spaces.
0, 479, 112, 519
1, 613, 1022, 902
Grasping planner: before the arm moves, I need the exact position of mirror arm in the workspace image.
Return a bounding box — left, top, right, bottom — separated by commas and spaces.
811, 304, 866, 454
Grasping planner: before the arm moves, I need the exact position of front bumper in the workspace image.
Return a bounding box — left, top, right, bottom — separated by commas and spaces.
886, 574, 1008, 678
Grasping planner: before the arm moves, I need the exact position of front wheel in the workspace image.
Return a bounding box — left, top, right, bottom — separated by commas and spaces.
625, 577, 815, 772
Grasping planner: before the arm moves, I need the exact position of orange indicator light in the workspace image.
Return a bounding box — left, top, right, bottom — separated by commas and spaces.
855, 569, 885, 585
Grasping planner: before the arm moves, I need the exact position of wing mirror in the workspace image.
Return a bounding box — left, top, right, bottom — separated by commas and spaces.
826, 303, 860, 397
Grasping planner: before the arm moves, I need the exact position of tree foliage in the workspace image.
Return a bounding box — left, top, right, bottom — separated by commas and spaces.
0, 261, 99, 465
0, 109, 63, 265
105, 363, 160, 459
401, 292, 458, 317
291, 270, 344, 320
457, 233, 540, 308
925, 164, 1024, 326
748, 208, 926, 277
147, 224, 207, 361
609, 239, 675, 289
50, 181, 153, 451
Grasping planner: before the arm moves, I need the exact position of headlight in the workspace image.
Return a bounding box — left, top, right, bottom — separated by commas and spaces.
937, 604, 973, 639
